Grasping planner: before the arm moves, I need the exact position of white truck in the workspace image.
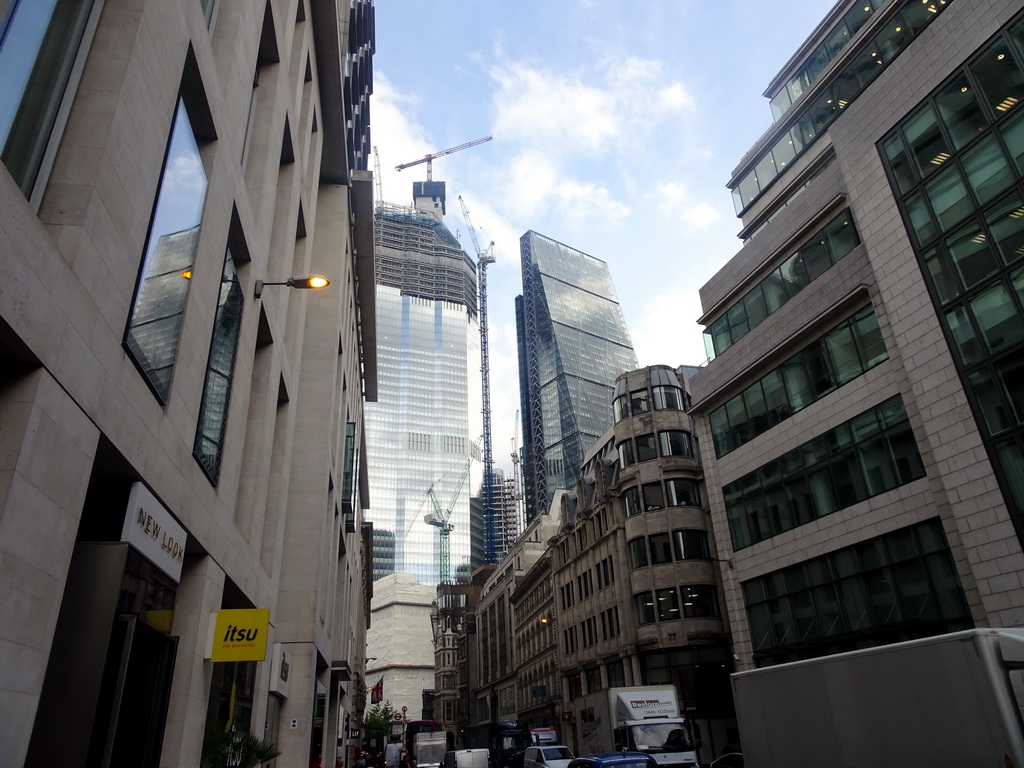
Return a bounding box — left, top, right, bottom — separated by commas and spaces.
413, 732, 449, 768
572, 687, 699, 768
732, 628, 1024, 767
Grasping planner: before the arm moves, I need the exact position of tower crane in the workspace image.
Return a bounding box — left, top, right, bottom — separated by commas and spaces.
373, 145, 384, 209
458, 195, 497, 564
424, 458, 472, 585
395, 136, 492, 181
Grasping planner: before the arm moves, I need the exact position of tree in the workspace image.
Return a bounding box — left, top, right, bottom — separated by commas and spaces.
201, 724, 282, 768
364, 701, 397, 743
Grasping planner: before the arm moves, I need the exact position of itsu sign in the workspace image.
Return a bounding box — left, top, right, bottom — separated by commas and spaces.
120, 481, 187, 582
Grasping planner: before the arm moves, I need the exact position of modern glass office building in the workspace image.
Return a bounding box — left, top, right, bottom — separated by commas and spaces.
517, 231, 638, 521
367, 188, 482, 585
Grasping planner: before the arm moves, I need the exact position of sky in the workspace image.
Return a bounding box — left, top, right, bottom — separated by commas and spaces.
370, 0, 839, 477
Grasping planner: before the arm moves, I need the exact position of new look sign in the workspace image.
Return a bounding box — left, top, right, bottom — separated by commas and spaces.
120, 481, 187, 582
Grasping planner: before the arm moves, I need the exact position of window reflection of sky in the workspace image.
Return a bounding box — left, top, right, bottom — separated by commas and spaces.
0, 0, 60, 144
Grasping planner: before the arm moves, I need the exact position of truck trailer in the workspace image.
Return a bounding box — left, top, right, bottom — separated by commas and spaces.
572, 687, 699, 768
732, 628, 1024, 767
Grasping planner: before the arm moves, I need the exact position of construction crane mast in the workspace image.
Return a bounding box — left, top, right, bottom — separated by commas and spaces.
395, 136, 492, 181
424, 459, 472, 585
458, 195, 497, 564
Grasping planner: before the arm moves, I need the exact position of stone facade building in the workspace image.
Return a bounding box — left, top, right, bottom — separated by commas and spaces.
0, 1, 376, 766
690, 0, 1024, 672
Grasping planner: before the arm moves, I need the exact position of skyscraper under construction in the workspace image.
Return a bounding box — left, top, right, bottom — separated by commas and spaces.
367, 182, 482, 585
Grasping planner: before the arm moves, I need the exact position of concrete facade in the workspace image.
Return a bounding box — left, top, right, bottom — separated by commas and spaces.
690, 0, 1024, 672
0, 1, 376, 766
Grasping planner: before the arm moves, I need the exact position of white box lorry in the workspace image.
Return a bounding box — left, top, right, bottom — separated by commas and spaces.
572, 687, 699, 767
732, 628, 1024, 767
414, 732, 449, 768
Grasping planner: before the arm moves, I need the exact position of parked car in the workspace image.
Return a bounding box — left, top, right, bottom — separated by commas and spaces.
565, 753, 658, 768
444, 748, 491, 768
522, 745, 574, 768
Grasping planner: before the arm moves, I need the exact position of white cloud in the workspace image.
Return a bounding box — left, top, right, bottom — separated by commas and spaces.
654, 182, 722, 229
629, 290, 708, 368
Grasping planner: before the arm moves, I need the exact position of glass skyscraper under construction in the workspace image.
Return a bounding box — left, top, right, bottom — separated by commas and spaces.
517, 230, 637, 521
366, 183, 481, 585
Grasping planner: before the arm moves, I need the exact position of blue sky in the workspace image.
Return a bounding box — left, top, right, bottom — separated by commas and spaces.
371, 0, 839, 475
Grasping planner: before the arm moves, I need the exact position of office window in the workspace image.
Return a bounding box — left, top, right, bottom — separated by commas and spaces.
624, 486, 641, 517
659, 430, 693, 458
618, 439, 635, 467
194, 247, 244, 482
666, 478, 700, 507
636, 433, 657, 462
680, 585, 719, 618
673, 530, 711, 560
0, 0, 97, 195
628, 538, 648, 569
631, 389, 650, 414
649, 533, 672, 565
613, 395, 629, 422
634, 591, 656, 625
125, 98, 209, 401
656, 588, 680, 622
653, 385, 684, 410
643, 482, 664, 511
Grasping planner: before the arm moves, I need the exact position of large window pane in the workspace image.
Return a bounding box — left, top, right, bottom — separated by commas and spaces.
780, 251, 810, 295
946, 222, 999, 290
995, 439, 1024, 511
968, 368, 1013, 435
194, 249, 244, 481
985, 193, 1024, 267
656, 588, 680, 622
635, 592, 656, 625
666, 478, 700, 507
970, 39, 1024, 116
924, 165, 973, 231
0, 0, 96, 194
969, 282, 1024, 353
905, 190, 938, 246
882, 134, 916, 194
624, 486, 641, 517
945, 305, 984, 366
681, 585, 719, 618
658, 430, 693, 458
824, 212, 860, 260
673, 530, 710, 560
649, 534, 673, 565
999, 353, 1024, 427
125, 99, 208, 400
934, 74, 988, 149
904, 104, 950, 178
628, 538, 649, 569
801, 237, 832, 282
853, 307, 888, 367
961, 135, 1013, 205
643, 482, 665, 512
636, 433, 657, 462
824, 324, 862, 385
924, 247, 961, 303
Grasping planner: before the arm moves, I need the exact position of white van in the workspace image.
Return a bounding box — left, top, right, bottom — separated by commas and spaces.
444, 748, 490, 768
530, 729, 558, 746
384, 742, 404, 768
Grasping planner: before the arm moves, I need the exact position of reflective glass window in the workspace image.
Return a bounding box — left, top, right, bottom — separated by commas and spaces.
824, 213, 860, 259
125, 99, 208, 401
995, 438, 1024, 511
613, 395, 629, 422
904, 104, 950, 178
945, 305, 983, 365
617, 439, 635, 468
628, 538, 649, 569
924, 165, 972, 231
763, 270, 789, 313
970, 39, 1024, 116
743, 284, 769, 328
643, 482, 665, 511
934, 74, 988, 149
924, 247, 961, 303
681, 585, 719, 619
986, 193, 1024, 266
656, 588, 680, 621
631, 389, 650, 414
905, 190, 938, 246
649, 534, 673, 565
624, 486, 641, 517
673, 530, 710, 560
825, 324, 861, 385
635, 592, 656, 625
947, 222, 999, 290
780, 251, 809, 295
653, 385, 684, 410
636, 433, 657, 462
883, 134, 916, 194
1001, 111, 1024, 174
659, 430, 693, 458
801, 236, 832, 282
968, 368, 1014, 434
194, 248, 244, 481
666, 479, 700, 507
961, 135, 1013, 205
969, 282, 1024, 353
0, 0, 96, 194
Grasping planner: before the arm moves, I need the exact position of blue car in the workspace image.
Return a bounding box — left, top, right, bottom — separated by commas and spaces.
566, 753, 660, 768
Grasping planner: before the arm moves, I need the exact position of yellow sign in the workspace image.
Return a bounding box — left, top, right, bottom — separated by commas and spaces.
211, 609, 271, 662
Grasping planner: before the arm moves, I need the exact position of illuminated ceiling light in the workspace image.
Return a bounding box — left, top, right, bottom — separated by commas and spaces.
996, 96, 1019, 112
926, 5, 937, 12
1008, 206, 1024, 219
971, 233, 987, 244
930, 152, 951, 165
961, 86, 968, 93
838, 99, 848, 108
998, 54, 1006, 60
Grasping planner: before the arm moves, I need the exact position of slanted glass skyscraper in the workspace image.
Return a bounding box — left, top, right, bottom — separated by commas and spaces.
367, 183, 481, 585
517, 230, 637, 521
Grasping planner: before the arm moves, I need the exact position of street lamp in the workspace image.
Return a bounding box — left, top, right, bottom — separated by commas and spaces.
254, 274, 330, 299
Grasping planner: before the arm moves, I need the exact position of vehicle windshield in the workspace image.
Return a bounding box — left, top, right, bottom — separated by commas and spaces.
500, 735, 532, 751
628, 722, 693, 752
542, 748, 573, 760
